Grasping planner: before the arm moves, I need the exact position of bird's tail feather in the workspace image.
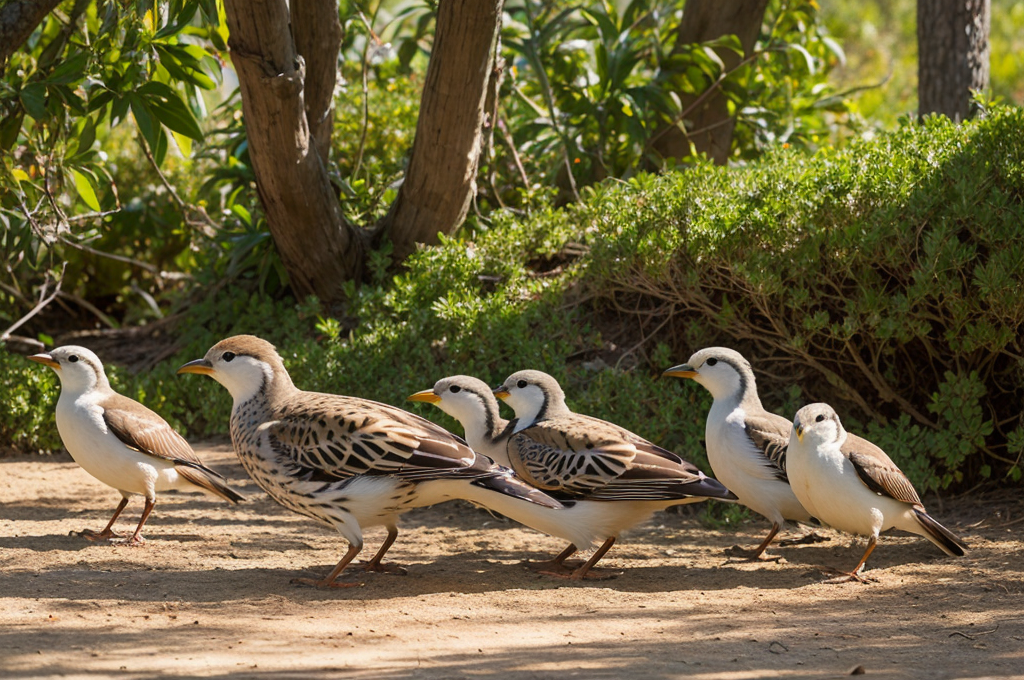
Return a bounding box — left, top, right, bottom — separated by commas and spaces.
472, 472, 563, 509
913, 508, 966, 557
177, 466, 246, 504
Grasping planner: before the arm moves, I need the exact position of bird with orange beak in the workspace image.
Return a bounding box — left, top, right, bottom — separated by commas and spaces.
28, 346, 244, 545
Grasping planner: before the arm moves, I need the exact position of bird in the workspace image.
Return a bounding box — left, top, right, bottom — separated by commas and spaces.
177, 335, 562, 588
663, 347, 818, 559
787, 402, 966, 582
28, 346, 244, 545
409, 375, 640, 579
482, 369, 736, 579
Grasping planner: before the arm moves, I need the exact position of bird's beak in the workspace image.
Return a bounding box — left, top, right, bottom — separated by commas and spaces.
795, 425, 804, 443
28, 353, 60, 370
407, 389, 441, 405
662, 363, 697, 379
492, 386, 510, 400
177, 358, 215, 376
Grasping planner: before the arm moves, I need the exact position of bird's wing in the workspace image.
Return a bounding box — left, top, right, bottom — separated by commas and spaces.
265, 392, 488, 482
506, 415, 637, 495
841, 434, 922, 506
742, 411, 793, 483
100, 393, 217, 474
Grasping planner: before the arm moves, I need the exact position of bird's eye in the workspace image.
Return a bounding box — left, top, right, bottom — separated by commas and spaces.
222, 352, 236, 362
517, 379, 528, 389
706, 358, 718, 366
449, 385, 461, 394
815, 414, 825, 423
68, 355, 79, 363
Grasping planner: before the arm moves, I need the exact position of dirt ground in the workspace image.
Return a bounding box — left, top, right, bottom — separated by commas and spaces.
2, 443, 1023, 680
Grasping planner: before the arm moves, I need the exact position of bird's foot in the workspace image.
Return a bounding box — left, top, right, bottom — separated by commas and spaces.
817, 566, 876, 584
73, 528, 127, 542
290, 577, 363, 589
779, 531, 830, 547
358, 560, 407, 575
724, 545, 782, 562
109, 535, 146, 547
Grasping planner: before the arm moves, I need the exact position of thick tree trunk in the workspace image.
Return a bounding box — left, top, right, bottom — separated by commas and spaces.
224, 0, 362, 302
917, 0, 990, 122
652, 0, 769, 165
0, 0, 63, 73
378, 0, 504, 261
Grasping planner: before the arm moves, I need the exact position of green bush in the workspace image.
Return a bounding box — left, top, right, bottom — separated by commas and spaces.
580, 105, 1024, 491
6, 106, 1023, 498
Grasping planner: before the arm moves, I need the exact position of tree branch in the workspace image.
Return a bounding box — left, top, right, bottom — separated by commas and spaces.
0, 0, 63, 74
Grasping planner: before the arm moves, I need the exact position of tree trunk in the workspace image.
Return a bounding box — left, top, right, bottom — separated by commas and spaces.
224, 0, 363, 303
917, 0, 990, 122
377, 0, 504, 261
0, 0, 63, 74
652, 0, 769, 165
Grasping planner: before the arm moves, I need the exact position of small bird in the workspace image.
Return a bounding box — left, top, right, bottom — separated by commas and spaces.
409, 375, 638, 578
28, 346, 244, 545
787, 403, 966, 582
663, 348, 817, 559
484, 370, 736, 579
178, 335, 561, 588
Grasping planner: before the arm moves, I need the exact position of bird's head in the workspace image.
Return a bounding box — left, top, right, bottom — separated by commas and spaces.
408, 375, 498, 429
28, 345, 109, 393
663, 347, 755, 402
792, 402, 846, 448
493, 369, 566, 426
177, 334, 292, 403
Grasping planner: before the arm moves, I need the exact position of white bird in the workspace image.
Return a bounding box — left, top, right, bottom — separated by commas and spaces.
787, 403, 966, 582
664, 348, 817, 559
178, 335, 561, 588
478, 370, 736, 579
28, 346, 244, 545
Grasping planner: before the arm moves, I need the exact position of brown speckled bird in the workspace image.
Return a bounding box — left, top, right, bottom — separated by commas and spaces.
178, 335, 561, 588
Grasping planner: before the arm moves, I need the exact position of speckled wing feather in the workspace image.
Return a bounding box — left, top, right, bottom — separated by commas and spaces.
101, 393, 218, 474
508, 410, 731, 501
842, 434, 922, 506
743, 412, 792, 483
266, 392, 494, 482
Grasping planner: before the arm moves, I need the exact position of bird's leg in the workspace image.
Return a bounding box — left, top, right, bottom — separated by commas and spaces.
112, 498, 155, 546
358, 526, 407, 575
528, 543, 580, 575
75, 497, 131, 541
568, 537, 621, 581
726, 522, 783, 561
292, 543, 364, 588
821, 536, 878, 584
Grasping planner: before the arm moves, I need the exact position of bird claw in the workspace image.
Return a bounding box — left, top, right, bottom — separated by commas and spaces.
290, 577, 363, 589
778, 531, 830, 547
73, 529, 128, 542
358, 561, 407, 575
108, 535, 146, 547
817, 565, 876, 584
724, 545, 780, 562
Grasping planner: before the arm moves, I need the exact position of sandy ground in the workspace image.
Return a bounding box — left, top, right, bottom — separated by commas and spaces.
2, 443, 1023, 680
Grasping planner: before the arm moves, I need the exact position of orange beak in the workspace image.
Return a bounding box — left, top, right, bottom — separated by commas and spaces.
177, 358, 215, 376
662, 363, 698, 379
407, 389, 441, 405
28, 353, 60, 370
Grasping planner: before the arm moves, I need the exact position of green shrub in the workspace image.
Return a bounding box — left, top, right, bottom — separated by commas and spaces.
6, 106, 1023, 498
579, 105, 1024, 491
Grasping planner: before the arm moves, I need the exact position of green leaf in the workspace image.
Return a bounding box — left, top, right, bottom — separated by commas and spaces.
71, 168, 101, 211
46, 51, 89, 85
138, 82, 204, 140
20, 84, 48, 120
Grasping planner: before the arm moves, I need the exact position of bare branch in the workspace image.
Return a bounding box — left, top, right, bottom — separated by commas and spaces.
0, 263, 65, 344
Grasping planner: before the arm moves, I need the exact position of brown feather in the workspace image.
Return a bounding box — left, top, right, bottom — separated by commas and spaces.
100, 393, 216, 473
842, 434, 922, 506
